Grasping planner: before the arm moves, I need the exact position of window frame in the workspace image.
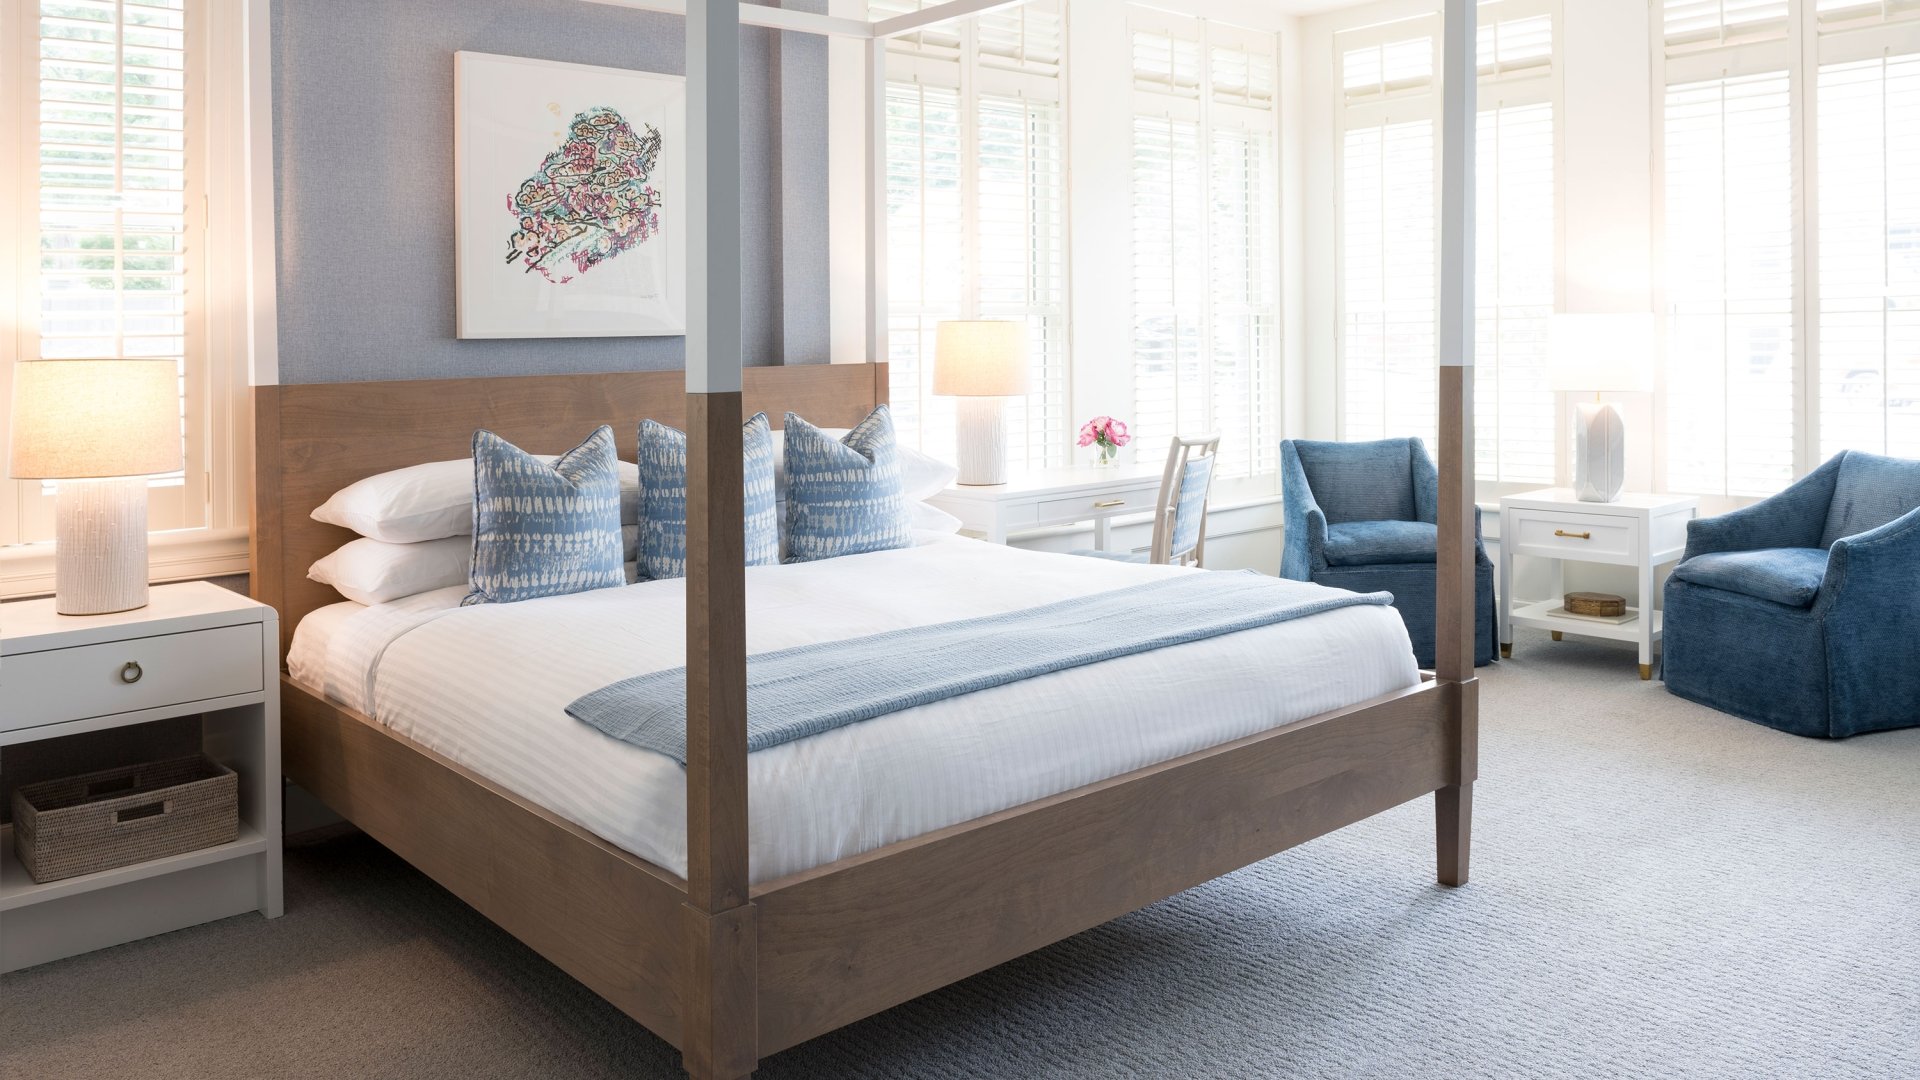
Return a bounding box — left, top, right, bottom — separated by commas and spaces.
1126, 5, 1284, 499
0, 0, 254, 598
1651, 0, 1920, 511
1330, 0, 1563, 500
876, 0, 1073, 473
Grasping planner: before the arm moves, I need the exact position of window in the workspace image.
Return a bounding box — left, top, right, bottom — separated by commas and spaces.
876, 0, 1068, 472
1129, 11, 1279, 482
1657, 0, 1920, 495
5, 0, 198, 545
1816, 47, 1920, 459
1336, 2, 1557, 486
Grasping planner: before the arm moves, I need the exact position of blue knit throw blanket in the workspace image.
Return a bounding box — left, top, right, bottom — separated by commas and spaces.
566, 571, 1393, 766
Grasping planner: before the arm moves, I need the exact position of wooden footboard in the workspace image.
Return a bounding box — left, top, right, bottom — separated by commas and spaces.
750, 680, 1454, 1053
281, 672, 1454, 1062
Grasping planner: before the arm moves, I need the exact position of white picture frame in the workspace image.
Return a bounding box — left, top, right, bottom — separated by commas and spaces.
455, 51, 687, 339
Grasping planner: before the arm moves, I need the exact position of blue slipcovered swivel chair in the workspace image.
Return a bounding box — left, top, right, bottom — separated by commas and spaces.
1663, 450, 1920, 738
1279, 438, 1497, 668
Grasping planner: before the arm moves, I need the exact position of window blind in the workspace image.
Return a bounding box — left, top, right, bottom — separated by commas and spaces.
1664, 0, 1793, 50
1130, 113, 1206, 468
876, 1, 1068, 470
1817, 51, 1920, 460
1340, 115, 1437, 449
884, 80, 965, 462
1474, 101, 1556, 485
1663, 71, 1797, 497
14, 0, 196, 541
1129, 15, 1280, 482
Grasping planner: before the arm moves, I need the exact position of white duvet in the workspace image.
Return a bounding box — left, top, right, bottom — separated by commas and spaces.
289, 535, 1420, 884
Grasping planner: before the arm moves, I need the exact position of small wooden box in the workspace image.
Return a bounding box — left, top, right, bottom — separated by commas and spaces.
11, 755, 239, 884
1564, 591, 1627, 618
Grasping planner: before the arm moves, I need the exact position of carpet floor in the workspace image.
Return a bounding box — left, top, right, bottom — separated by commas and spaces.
3, 629, 1917, 1079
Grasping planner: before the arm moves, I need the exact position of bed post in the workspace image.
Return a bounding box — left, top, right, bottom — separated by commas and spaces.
1434, 0, 1478, 888
682, 2, 757, 1078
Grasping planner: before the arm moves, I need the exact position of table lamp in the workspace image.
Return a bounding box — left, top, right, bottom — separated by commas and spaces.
935, 320, 1029, 486
1550, 314, 1655, 503
8, 359, 184, 615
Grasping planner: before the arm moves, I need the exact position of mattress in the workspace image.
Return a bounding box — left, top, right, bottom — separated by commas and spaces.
288, 534, 1420, 884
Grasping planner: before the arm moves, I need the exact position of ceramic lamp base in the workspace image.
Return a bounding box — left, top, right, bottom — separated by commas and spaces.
954, 397, 1009, 486
54, 476, 150, 616
1573, 401, 1627, 503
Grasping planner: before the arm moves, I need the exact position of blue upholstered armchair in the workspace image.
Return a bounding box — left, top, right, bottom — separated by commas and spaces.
1663, 451, 1920, 738
1280, 438, 1497, 668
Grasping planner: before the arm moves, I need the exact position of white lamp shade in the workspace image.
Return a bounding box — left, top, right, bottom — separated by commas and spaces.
1549, 314, 1656, 394
933, 320, 1030, 397
9, 359, 184, 479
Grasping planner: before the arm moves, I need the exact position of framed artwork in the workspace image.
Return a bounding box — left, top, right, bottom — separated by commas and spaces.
455, 51, 686, 339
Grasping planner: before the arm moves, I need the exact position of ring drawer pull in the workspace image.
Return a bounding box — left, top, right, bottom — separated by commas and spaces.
1553, 529, 1592, 540
120, 661, 144, 684
1092, 499, 1126, 509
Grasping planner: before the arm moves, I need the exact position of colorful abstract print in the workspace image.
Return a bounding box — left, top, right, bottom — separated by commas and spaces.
464, 426, 627, 606
507, 106, 662, 284
636, 413, 780, 581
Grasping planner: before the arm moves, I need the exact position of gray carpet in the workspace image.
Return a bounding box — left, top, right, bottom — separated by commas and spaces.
4, 629, 1917, 1079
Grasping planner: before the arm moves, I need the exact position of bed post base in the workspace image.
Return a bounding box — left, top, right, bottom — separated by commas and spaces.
1436, 783, 1472, 887
682, 902, 759, 1080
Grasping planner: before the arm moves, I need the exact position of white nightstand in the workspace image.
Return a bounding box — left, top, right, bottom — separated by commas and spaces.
0, 581, 281, 972
1498, 488, 1698, 680
925, 464, 1164, 550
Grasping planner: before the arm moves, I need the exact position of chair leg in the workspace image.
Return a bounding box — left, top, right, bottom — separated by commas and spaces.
1436, 783, 1472, 887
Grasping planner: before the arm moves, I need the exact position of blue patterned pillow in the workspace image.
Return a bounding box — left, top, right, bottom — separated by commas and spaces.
463, 426, 625, 606
637, 412, 779, 580
782, 405, 913, 563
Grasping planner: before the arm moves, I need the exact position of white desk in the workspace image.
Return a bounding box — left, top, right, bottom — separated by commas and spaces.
1497, 488, 1698, 680
926, 465, 1164, 550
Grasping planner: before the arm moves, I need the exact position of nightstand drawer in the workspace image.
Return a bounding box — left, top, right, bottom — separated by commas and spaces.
1034, 486, 1157, 525
1, 623, 264, 732
1510, 510, 1639, 563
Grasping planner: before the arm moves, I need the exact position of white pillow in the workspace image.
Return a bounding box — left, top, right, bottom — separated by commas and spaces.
311, 526, 640, 606
308, 536, 468, 606
907, 501, 963, 534
313, 456, 641, 543
771, 428, 957, 502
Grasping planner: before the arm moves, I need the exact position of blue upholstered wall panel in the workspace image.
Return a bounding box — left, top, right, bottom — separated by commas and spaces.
271, 0, 828, 384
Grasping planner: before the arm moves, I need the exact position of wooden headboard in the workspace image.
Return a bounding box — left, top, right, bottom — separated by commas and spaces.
251, 364, 889, 661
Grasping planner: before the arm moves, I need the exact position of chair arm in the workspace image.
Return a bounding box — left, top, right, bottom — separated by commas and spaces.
1814, 504, 1920, 618
1280, 442, 1329, 578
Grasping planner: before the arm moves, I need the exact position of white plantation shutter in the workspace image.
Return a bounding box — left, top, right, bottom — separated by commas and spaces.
1475, 101, 1556, 485
1663, 71, 1797, 497
1129, 13, 1280, 483
876, 1, 1067, 470
1664, 0, 1793, 50
8, 0, 201, 543
1340, 116, 1437, 449
1817, 51, 1920, 459
1129, 113, 1205, 469
885, 80, 964, 461
976, 93, 1067, 470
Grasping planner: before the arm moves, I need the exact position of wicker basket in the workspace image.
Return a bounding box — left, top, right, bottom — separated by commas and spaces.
1564, 591, 1628, 618
11, 755, 238, 884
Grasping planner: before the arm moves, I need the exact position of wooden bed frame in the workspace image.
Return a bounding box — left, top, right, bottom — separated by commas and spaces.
255, 3, 1486, 1075
252, 363, 1478, 1078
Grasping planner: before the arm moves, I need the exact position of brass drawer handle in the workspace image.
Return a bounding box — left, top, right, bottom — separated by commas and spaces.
1092, 499, 1126, 509
120, 661, 144, 684
1553, 529, 1592, 540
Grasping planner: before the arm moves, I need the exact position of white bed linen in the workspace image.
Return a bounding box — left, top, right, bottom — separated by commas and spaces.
289, 535, 1419, 884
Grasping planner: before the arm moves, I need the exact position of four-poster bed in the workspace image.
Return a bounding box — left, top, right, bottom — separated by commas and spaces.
251, 3, 1482, 1078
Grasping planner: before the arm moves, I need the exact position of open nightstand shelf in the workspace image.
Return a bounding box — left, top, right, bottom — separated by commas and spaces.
0, 582, 281, 972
